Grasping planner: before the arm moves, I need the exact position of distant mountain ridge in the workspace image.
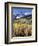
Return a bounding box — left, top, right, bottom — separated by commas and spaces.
15, 14, 32, 19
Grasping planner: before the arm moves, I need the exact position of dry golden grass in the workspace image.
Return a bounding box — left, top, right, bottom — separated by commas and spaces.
13, 22, 32, 36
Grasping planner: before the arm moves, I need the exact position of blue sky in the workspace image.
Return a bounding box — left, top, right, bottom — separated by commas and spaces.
12, 7, 32, 19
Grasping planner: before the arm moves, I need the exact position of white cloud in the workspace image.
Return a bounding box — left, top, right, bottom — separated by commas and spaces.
24, 12, 32, 15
